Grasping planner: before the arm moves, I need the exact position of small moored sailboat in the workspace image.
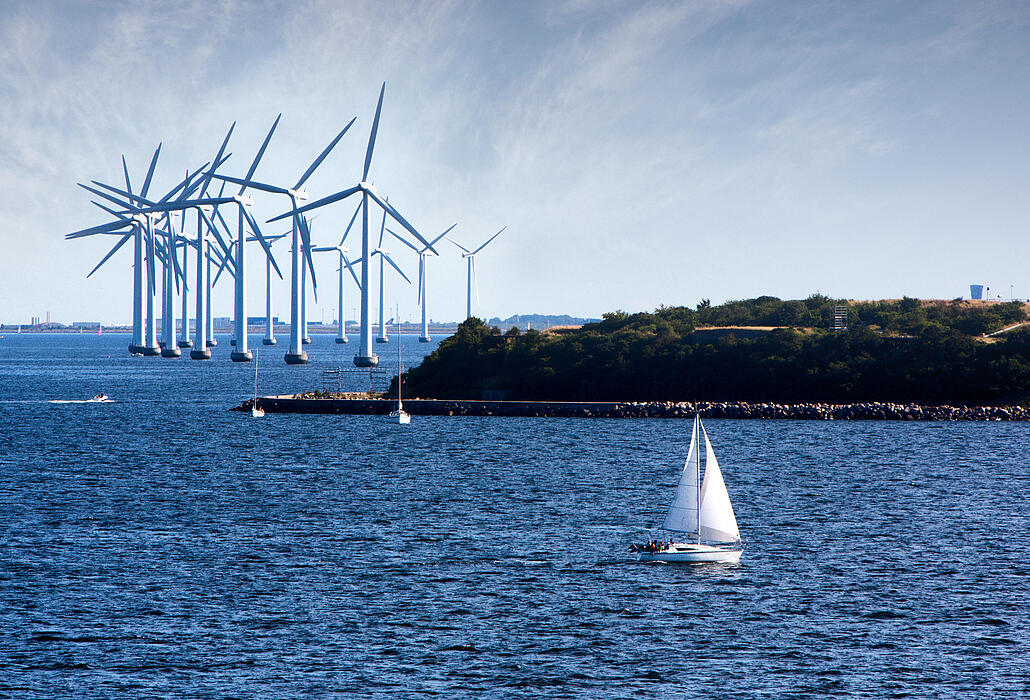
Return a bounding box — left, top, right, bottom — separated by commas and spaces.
637, 415, 742, 563
389, 318, 410, 425
251, 351, 264, 418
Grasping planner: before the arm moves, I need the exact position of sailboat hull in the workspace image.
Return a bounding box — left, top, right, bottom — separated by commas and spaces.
639, 543, 742, 563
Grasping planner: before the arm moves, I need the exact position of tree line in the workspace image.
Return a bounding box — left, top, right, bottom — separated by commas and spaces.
397, 296, 1030, 405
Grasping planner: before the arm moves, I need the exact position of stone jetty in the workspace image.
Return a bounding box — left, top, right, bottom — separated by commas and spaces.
233, 396, 1030, 421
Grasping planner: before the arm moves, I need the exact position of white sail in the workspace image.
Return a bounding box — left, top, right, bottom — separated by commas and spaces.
698, 425, 740, 543
662, 416, 700, 533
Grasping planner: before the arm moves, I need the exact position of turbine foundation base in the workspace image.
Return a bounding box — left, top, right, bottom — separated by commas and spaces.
335, 337, 349, 344
141, 346, 161, 357
161, 347, 182, 358
190, 348, 212, 360
375, 337, 389, 344
128, 344, 148, 355
230, 350, 253, 362
208, 338, 218, 347
285, 351, 309, 365
262, 338, 277, 345
418, 336, 431, 343
302, 337, 312, 345
177, 340, 193, 348
354, 354, 379, 368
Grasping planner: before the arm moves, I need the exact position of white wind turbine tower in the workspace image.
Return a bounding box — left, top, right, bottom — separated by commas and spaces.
267, 82, 437, 368
312, 245, 362, 344
233, 230, 290, 346
124, 178, 284, 363
312, 202, 362, 343
389, 224, 455, 342
88, 155, 235, 359
260, 232, 289, 345
70, 149, 212, 356
371, 206, 411, 343
213, 118, 355, 364
448, 227, 506, 320
71, 146, 162, 355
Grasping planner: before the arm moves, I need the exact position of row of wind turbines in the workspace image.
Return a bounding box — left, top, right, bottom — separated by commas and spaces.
66, 83, 506, 367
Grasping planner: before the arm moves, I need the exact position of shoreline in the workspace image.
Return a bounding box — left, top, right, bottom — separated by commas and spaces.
233, 397, 1030, 421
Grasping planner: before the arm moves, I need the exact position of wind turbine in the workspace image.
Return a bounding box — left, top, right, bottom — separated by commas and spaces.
313, 202, 362, 343
448, 227, 506, 320
67, 146, 207, 356
211, 118, 355, 365
267, 82, 438, 368
371, 207, 411, 343
389, 223, 455, 342
258, 232, 289, 345
68, 146, 161, 355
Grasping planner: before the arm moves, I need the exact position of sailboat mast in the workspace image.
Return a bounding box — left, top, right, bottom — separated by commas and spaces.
696, 416, 702, 544
396, 307, 402, 410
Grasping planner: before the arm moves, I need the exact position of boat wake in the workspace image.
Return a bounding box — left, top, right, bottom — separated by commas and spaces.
48, 398, 113, 404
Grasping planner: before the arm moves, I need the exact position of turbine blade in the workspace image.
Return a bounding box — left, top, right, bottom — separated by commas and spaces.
89, 180, 146, 206
86, 230, 134, 277
121, 155, 133, 197
65, 218, 134, 239
429, 224, 457, 253
295, 116, 356, 190
363, 83, 385, 181
378, 204, 387, 247
473, 256, 480, 306
298, 216, 318, 289
472, 226, 506, 255
79, 182, 138, 210
340, 200, 362, 245
212, 244, 235, 285
240, 114, 281, 193
364, 189, 436, 253
140, 197, 235, 214
446, 235, 470, 254
242, 207, 284, 280
387, 229, 420, 253
343, 255, 362, 290
90, 199, 131, 220
266, 185, 361, 223
204, 208, 236, 267
139, 143, 161, 199
417, 256, 424, 305
212, 173, 289, 195
383, 253, 411, 284
201, 121, 235, 197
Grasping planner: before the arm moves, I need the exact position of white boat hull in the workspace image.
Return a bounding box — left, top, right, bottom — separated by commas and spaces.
390, 409, 410, 425
639, 543, 742, 563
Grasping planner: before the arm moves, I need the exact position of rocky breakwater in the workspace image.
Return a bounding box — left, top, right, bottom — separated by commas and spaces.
615, 401, 1030, 421
234, 396, 1030, 420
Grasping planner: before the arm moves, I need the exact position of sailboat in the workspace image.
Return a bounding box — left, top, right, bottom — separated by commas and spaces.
637, 415, 742, 563
251, 351, 265, 418
388, 317, 411, 425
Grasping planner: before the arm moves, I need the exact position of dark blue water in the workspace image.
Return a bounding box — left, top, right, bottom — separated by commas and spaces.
1, 333, 1028, 697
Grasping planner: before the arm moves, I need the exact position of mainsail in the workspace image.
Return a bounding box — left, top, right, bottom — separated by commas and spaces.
698, 425, 741, 543
662, 416, 700, 533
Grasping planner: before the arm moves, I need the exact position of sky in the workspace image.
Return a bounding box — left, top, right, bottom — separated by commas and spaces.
1, 0, 1029, 325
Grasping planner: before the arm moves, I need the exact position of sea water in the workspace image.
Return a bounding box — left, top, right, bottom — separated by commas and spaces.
1, 333, 1028, 697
